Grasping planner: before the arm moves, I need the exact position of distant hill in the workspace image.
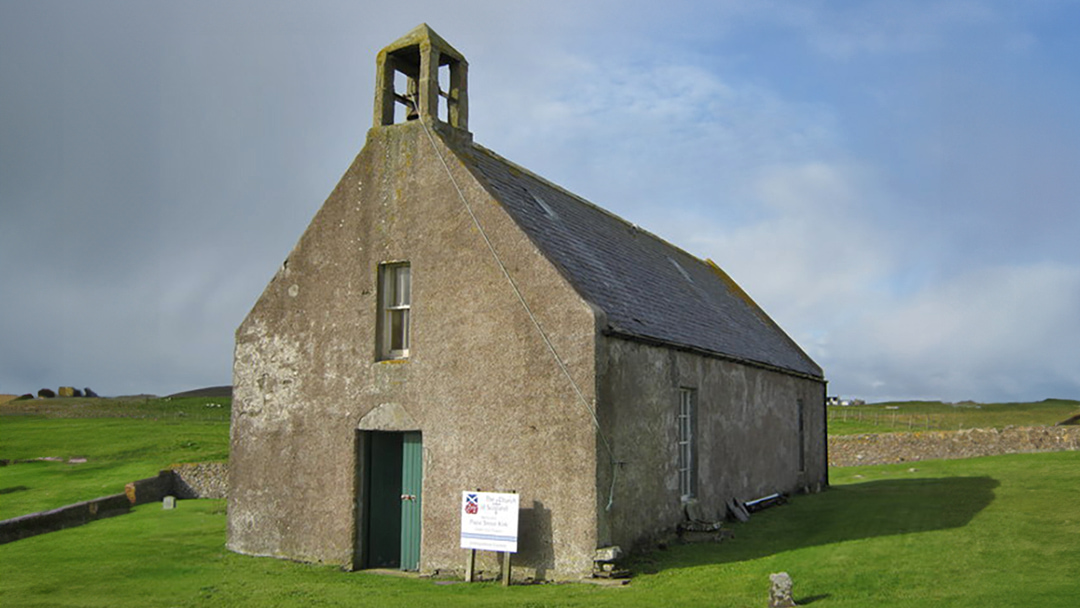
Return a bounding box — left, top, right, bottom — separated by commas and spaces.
167, 386, 232, 399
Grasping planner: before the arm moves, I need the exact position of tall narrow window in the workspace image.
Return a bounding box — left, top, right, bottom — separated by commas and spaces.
677, 388, 697, 501
378, 262, 411, 360
797, 398, 806, 472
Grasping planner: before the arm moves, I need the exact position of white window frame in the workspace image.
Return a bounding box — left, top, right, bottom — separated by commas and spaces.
377, 262, 411, 360
797, 398, 806, 473
677, 388, 697, 501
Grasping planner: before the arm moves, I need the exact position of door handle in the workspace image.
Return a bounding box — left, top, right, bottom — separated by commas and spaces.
400, 494, 416, 501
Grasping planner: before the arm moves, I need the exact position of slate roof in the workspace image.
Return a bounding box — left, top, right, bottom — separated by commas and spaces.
451, 139, 824, 380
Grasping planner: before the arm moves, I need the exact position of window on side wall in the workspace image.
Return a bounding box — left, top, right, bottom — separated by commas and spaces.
377, 262, 411, 360
797, 398, 806, 472
677, 387, 697, 501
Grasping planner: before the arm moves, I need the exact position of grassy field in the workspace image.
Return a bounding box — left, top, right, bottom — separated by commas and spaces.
4, 397, 1079, 605
1, 451, 1077, 607
0, 397, 230, 519
0, 395, 231, 421
827, 398, 1080, 435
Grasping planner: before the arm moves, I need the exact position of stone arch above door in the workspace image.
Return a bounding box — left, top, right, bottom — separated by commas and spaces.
358, 403, 420, 432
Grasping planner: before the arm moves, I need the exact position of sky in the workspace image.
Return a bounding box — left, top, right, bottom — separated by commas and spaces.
1, 0, 1078, 402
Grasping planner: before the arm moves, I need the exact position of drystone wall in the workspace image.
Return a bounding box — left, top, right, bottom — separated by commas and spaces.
1, 464, 229, 544
829, 426, 1080, 467
172, 462, 229, 499
0, 494, 131, 544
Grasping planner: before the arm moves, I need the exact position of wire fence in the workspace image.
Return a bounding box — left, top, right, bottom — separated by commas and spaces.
827, 408, 982, 432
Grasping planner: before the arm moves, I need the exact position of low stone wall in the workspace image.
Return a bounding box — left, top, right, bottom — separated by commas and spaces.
172, 462, 228, 499
125, 470, 174, 505
829, 426, 1080, 467
0, 463, 229, 544
0, 493, 131, 544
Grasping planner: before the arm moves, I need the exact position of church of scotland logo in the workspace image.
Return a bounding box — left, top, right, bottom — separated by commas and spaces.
464, 493, 479, 515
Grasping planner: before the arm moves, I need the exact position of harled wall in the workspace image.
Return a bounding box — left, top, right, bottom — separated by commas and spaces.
229, 121, 601, 578
595, 337, 827, 551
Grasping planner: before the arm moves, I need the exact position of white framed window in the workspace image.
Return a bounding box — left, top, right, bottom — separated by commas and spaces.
378, 262, 411, 360
797, 398, 806, 472
677, 388, 697, 501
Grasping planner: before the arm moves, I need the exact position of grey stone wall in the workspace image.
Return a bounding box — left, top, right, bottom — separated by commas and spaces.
829, 426, 1080, 467
596, 337, 827, 552
124, 470, 174, 505
173, 462, 229, 499
0, 494, 131, 544
230, 121, 600, 578
1, 465, 228, 545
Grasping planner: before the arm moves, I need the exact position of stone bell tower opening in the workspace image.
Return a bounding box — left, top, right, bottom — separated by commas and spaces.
374, 24, 469, 131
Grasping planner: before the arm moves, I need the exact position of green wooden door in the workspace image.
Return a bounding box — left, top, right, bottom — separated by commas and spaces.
400, 432, 423, 571
364, 432, 403, 568
362, 431, 422, 571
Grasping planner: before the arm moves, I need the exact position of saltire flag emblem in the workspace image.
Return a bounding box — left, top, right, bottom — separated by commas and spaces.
464, 493, 479, 515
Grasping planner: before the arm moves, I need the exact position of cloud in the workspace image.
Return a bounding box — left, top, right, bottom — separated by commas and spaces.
697, 162, 895, 307
835, 263, 1080, 401
770, 0, 998, 59
479, 57, 843, 231
684, 159, 1080, 402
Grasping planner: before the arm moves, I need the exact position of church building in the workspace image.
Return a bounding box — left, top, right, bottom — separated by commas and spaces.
228, 24, 827, 579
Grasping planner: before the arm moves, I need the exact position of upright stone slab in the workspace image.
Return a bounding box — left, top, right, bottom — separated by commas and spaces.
769, 572, 797, 607
728, 498, 751, 522
162, 496, 176, 510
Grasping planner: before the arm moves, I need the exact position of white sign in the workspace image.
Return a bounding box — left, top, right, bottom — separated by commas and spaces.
460, 491, 519, 553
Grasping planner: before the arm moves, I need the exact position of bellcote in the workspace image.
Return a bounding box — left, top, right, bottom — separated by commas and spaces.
374, 24, 469, 132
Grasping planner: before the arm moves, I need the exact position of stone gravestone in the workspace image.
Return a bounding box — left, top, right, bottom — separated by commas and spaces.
163, 496, 177, 510
769, 572, 797, 607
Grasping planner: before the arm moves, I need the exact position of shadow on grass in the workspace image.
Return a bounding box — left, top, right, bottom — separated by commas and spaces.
631, 476, 998, 573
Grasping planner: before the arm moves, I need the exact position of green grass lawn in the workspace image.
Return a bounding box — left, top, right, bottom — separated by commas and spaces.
2, 451, 1078, 607
827, 398, 1080, 435
0, 397, 230, 518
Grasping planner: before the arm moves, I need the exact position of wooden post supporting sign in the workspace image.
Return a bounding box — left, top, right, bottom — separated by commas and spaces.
465, 547, 476, 582
501, 550, 511, 587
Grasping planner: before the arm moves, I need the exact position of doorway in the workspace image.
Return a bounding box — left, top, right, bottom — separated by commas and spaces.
359, 431, 422, 570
